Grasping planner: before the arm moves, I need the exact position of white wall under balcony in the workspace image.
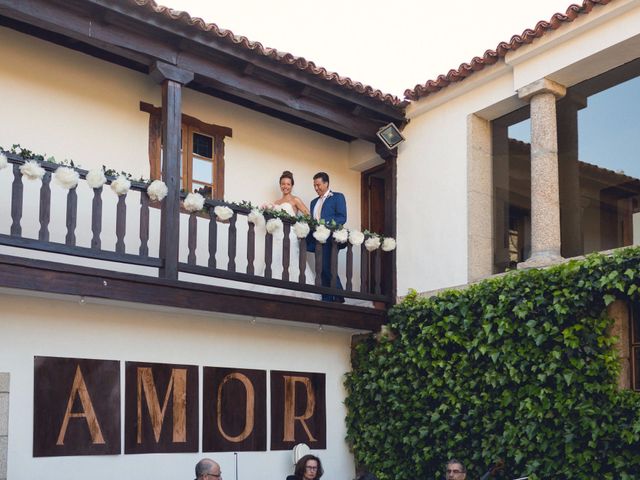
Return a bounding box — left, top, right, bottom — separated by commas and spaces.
0, 290, 356, 480
0, 26, 365, 234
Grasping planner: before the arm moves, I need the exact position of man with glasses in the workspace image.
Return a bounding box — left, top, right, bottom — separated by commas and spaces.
445, 459, 467, 480
195, 458, 222, 480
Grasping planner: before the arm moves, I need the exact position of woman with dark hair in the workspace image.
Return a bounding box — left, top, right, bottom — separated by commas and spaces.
271, 170, 310, 216
286, 454, 324, 480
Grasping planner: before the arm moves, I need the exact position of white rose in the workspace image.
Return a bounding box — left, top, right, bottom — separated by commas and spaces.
293, 221, 311, 239
214, 205, 234, 221
382, 237, 397, 252
147, 180, 168, 201
0, 152, 7, 170
86, 168, 107, 189
313, 225, 331, 244
365, 236, 381, 252
110, 175, 131, 196
333, 228, 349, 244
348, 230, 365, 246
266, 218, 283, 235
19, 160, 45, 180
248, 209, 265, 227
183, 192, 205, 213
54, 166, 79, 190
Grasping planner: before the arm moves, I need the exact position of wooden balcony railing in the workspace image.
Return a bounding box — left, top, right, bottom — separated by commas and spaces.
0, 153, 393, 304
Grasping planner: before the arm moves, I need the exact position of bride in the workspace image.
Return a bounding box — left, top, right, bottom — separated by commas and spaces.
270, 170, 310, 217
253, 171, 316, 296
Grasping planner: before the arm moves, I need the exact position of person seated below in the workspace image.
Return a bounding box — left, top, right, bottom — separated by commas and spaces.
287, 454, 323, 480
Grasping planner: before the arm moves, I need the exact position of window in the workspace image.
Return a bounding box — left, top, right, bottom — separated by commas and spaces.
492, 63, 640, 273
140, 102, 232, 199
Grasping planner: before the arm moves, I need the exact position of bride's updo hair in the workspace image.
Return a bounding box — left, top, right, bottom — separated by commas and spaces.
280, 170, 294, 186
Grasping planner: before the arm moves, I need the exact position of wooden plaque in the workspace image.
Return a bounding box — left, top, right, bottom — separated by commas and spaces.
270, 370, 326, 450
33, 356, 121, 456
124, 361, 198, 454
203, 367, 266, 452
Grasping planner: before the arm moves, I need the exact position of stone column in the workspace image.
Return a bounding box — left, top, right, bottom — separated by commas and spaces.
517, 78, 566, 268
467, 114, 494, 281
0, 373, 9, 480
557, 93, 587, 258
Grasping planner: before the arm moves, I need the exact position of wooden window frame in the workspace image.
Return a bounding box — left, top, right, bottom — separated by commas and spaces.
140, 102, 232, 199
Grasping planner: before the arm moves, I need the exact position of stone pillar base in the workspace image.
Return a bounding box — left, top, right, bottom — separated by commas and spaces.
517, 251, 564, 269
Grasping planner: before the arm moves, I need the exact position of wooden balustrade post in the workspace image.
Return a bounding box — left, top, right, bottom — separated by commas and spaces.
38, 172, 51, 242
151, 62, 194, 280
330, 240, 338, 289
10, 164, 23, 237
298, 238, 306, 284
246, 222, 255, 275
346, 243, 353, 291
314, 241, 323, 287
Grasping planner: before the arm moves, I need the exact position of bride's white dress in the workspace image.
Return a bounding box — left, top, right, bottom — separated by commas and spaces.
252, 202, 317, 298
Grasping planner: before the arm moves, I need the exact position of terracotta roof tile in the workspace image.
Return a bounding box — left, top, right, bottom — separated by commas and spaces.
130, 0, 404, 107
404, 0, 613, 101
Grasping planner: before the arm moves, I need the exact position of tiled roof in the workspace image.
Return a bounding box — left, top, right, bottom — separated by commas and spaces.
130, 0, 405, 108
404, 0, 613, 101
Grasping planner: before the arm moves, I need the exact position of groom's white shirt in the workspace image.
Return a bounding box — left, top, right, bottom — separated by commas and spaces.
313, 190, 333, 221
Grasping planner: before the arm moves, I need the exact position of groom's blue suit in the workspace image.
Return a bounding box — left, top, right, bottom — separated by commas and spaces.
307, 191, 347, 302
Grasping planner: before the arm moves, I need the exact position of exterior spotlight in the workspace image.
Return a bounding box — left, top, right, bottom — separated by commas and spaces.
376, 123, 405, 150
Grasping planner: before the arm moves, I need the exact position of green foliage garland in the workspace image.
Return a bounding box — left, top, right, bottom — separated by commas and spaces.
345, 247, 640, 480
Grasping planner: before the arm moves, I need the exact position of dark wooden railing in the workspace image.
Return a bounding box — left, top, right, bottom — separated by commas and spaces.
1, 152, 393, 303
1, 154, 162, 268
179, 197, 390, 302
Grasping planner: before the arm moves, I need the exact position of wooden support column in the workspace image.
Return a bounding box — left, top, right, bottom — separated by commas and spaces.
375, 143, 398, 301
150, 62, 194, 280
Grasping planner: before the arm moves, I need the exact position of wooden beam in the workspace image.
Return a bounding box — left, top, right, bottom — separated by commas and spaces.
184, 59, 381, 142
0, 254, 385, 331
84, 0, 406, 122
0, 0, 403, 141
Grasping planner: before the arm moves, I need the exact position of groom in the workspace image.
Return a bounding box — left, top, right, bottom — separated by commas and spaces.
307, 172, 346, 303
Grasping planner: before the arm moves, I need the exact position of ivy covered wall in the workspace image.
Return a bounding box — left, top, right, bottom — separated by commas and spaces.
346, 248, 640, 480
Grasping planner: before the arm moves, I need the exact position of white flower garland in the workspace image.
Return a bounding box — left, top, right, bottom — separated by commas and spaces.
313, 224, 331, 244
293, 221, 310, 239
266, 218, 283, 235
86, 168, 107, 189
364, 236, 381, 252
348, 230, 365, 246
183, 192, 205, 213
20, 160, 45, 180
147, 180, 168, 201
248, 209, 265, 227
2, 147, 399, 254
214, 205, 234, 221
382, 237, 397, 252
54, 166, 79, 190
333, 228, 349, 244
110, 175, 131, 196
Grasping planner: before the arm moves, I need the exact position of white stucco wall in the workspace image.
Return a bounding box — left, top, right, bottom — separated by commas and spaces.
0, 290, 357, 480
0, 26, 364, 233
397, 69, 518, 294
